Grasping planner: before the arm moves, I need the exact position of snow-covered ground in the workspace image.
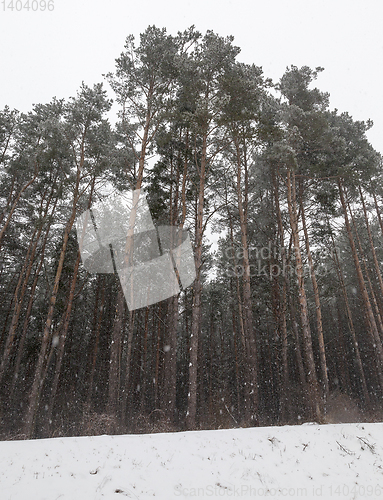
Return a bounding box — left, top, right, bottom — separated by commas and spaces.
1, 422, 382, 499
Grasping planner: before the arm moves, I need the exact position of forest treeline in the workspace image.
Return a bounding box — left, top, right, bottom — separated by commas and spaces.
1, 26, 383, 439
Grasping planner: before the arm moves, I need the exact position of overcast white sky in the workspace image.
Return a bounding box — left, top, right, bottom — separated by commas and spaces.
1, 0, 382, 154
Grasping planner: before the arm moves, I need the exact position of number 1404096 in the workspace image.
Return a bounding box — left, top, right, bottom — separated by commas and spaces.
1, 0, 54, 11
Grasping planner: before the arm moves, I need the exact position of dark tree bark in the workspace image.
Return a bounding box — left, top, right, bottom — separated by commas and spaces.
286, 169, 322, 421
338, 178, 383, 391
299, 181, 329, 397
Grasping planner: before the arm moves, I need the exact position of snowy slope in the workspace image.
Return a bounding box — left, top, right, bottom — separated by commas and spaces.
1, 423, 383, 499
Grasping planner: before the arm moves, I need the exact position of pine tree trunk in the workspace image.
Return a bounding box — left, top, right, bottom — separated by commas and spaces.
359, 187, 383, 299
286, 169, 322, 421
338, 178, 383, 390
0, 184, 57, 385
10, 208, 55, 395
108, 285, 125, 429
330, 228, 370, 405
348, 196, 383, 339
46, 249, 82, 433
162, 135, 186, 423
0, 226, 38, 383
23, 156, 83, 438
234, 139, 258, 423
286, 276, 306, 390
230, 277, 242, 420
84, 275, 105, 414
163, 295, 178, 422
109, 101, 152, 426
227, 207, 249, 422
335, 301, 351, 393
299, 180, 329, 398
186, 132, 207, 430
139, 306, 150, 414
272, 168, 289, 421
153, 304, 163, 409
120, 310, 135, 425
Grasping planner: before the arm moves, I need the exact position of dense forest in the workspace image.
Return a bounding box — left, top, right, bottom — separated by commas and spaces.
1, 26, 383, 440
